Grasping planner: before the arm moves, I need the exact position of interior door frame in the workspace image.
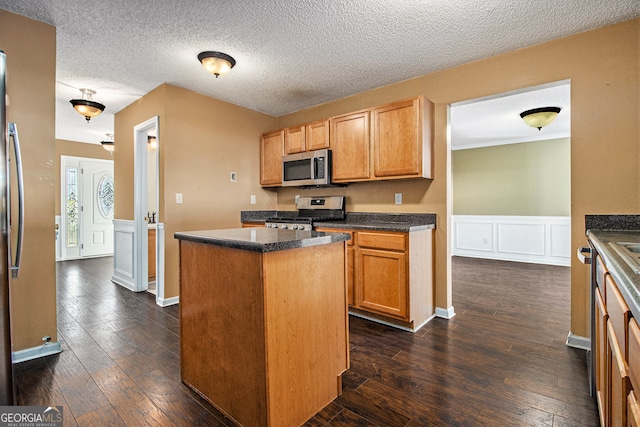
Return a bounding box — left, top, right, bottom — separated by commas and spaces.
133, 116, 161, 297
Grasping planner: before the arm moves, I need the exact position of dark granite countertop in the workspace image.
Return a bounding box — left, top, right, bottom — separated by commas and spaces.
174, 228, 350, 253
240, 211, 436, 232
586, 215, 640, 321
587, 230, 640, 320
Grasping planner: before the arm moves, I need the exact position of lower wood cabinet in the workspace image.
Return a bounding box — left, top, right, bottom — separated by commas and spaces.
593, 251, 639, 427
316, 227, 434, 331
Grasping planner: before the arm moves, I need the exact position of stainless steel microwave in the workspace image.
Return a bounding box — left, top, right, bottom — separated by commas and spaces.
282, 149, 331, 187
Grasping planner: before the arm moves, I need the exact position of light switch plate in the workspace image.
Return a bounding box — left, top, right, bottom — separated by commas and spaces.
230, 172, 237, 182
250, 195, 256, 204
176, 193, 183, 204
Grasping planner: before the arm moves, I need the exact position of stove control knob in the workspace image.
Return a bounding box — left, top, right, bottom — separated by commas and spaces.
281, 224, 288, 229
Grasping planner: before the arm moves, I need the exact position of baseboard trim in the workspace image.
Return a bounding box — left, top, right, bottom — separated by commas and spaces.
111, 276, 136, 292
435, 306, 456, 319
12, 342, 62, 364
157, 296, 179, 307
565, 332, 590, 351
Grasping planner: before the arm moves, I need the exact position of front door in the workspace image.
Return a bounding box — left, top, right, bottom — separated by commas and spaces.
80, 160, 114, 257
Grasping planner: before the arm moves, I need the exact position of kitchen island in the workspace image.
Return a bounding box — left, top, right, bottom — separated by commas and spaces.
174, 228, 350, 427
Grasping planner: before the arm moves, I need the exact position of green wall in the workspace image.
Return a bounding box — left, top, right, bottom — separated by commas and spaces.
452, 138, 571, 216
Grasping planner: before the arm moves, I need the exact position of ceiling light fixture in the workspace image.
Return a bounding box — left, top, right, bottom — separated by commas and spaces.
70, 88, 105, 122
198, 51, 236, 78
519, 107, 561, 131
100, 133, 114, 153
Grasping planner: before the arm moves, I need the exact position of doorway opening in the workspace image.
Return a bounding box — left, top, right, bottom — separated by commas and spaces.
59, 156, 114, 260
447, 80, 574, 338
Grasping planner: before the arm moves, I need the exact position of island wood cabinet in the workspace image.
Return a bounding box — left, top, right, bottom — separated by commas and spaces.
592, 252, 640, 427
316, 227, 434, 331
260, 130, 284, 186
178, 238, 348, 427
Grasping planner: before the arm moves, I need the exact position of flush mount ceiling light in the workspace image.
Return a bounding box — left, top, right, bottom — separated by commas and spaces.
70, 88, 105, 123
198, 51, 236, 78
100, 133, 114, 153
519, 107, 562, 131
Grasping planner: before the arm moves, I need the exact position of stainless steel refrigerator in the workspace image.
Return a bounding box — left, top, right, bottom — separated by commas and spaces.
0, 50, 25, 406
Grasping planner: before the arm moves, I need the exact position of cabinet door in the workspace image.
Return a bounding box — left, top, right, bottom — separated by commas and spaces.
260, 130, 284, 186
596, 287, 609, 426
607, 275, 631, 360
608, 320, 630, 427
306, 120, 330, 151
330, 111, 370, 182
285, 125, 305, 154
629, 390, 640, 427
356, 248, 407, 319
372, 97, 432, 179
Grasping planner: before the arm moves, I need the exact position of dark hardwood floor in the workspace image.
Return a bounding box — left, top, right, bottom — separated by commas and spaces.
13, 256, 598, 426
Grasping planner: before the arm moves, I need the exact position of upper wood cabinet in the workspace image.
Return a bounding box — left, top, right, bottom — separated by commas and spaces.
284, 125, 305, 154
260, 130, 284, 186
305, 119, 330, 151
373, 97, 433, 179
285, 119, 330, 154
330, 111, 370, 182
260, 96, 434, 186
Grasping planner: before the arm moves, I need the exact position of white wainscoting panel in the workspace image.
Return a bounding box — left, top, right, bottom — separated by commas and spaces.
112, 219, 136, 291
452, 215, 571, 266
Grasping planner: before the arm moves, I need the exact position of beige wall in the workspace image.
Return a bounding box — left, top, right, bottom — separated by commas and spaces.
274, 19, 640, 338
0, 11, 57, 351
55, 139, 113, 216
114, 84, 278, 298
452, 138, 571, 216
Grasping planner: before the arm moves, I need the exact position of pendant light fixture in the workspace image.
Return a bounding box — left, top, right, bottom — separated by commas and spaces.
519, 107, 561, 131
70, 88, 105, 122
198, 51, 236, 78
100, 133, 114, 153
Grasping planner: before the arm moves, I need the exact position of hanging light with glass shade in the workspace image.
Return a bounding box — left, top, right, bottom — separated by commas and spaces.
519, 107, 561, 131
100, 133, 114, 153
198, 51, 236, 78
70, 88, 105, 122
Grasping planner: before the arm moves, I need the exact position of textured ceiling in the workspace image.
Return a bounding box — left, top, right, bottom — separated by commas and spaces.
0, 0, 638, 146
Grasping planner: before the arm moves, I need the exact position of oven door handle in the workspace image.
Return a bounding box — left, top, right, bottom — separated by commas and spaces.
577, 246, 592, 265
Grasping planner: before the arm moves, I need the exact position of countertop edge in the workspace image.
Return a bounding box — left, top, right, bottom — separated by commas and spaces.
175, 229, 350, 253
587, 230, 640, 321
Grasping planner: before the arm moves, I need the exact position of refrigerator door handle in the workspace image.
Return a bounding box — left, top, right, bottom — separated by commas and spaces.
7, 123, 24, 279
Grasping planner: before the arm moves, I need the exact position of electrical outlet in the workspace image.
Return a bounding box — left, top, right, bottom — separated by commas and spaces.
295, 195, 300, 203
230, 172, 237, 182
250, 195, 256, 204
395, 193, 402, 204
176, 193, 183, 204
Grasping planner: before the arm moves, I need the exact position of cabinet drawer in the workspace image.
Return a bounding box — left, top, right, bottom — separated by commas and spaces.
607, 275, 631, 359
357, 232, 406, 252
629, 318, 640, 391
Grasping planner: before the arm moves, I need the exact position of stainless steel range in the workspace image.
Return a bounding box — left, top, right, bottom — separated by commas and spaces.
265, 196, 345, 230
